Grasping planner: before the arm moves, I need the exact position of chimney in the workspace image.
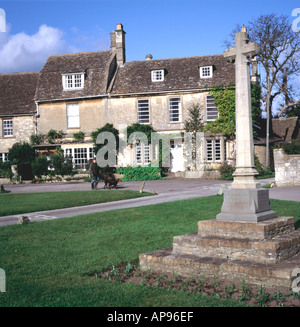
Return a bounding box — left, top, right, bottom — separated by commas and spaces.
145, 54, 153, 60
110, 23, 126, 66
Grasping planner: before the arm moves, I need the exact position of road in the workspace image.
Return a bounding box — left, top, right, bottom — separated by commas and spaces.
1, 178, 299, 226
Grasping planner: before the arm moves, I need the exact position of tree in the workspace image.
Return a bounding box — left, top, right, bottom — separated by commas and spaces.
184, 103, 204, 170
90, 123, 119, 175
49, 147, 74, 176
184, 103, 204, 134
126, 123, 156, 143
91, 123, 119, 157
225, 14, 300, 166
8, 142, 35, 180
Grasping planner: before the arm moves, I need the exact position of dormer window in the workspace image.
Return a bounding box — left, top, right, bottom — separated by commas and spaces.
151, 70, 164, 82
200, 66, 213, 78
62, 73, 85, 90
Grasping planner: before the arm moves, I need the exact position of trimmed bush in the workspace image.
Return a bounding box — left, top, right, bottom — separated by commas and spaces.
0, 161, 13, 179
32, 156, 49, 178
116, 166, 163, 181
218, 162, 235, 180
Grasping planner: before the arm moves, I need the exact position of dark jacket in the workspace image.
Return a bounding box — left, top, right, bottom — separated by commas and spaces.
89, 161, 100, 179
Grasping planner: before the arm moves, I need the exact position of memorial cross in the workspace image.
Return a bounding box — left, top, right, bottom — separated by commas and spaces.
224, 26, 260, 189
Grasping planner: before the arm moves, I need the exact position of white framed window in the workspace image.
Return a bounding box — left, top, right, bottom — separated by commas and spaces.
62, 73, 85, 90
67, 103, 80, 128
169, 97, 182, 122
135, 143, 150, 165
0, 153, 8, 162
2, 119, 13, 137
206, 139, 221, 162
137, 99, 150, 124
206, 94, 218, 121
151, 70, 164, 82
200, 66, 213, 78
64, 146, 94, 169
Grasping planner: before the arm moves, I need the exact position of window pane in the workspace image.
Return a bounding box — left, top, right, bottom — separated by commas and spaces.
144, 145, 150, 164
65, 148, 72, 157
67, 104, 80, 128
215, 140, 221, 161
63, 74, 84, 90
3, 119, 13, 137
74, 74, 82, 88
74, 148, 87, 166
206, 140, 213, 162
138, 99, 149, 123
200, 66, 213, 78
136, 144, 142, 164
152, 70, 164, 82
206, 95, 218, 121
169, 97, 181, 122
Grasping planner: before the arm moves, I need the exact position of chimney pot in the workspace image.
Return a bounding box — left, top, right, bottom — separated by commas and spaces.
116, 23, 123, 31
145, 54, 153, 60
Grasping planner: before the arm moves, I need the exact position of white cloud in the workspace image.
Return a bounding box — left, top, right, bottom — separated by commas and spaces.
0, 24, 78, 73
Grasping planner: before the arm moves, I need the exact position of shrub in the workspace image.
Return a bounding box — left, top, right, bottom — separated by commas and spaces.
273, 140, 300, 155
8, 142, 35, 180
30, 133, 44, 145
46, 129, 65, 144
116, 166, 163, 181
32, 156, 49, 178
218, 162, 235, 180
0, 161, 13, 179
73, 131, 85, 142
49, 148, 76, 176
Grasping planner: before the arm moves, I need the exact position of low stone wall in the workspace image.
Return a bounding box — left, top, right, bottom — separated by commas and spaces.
0, 178, 11, 184
185, 170, 221, 179
273, 148, 300, 187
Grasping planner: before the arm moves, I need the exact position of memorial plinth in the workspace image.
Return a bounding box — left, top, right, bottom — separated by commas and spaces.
139, 27, 300, 290
139, 216, 300, 288
216, 188, 276, 222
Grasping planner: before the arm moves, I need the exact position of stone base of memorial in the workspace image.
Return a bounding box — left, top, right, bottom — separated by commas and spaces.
139, 215, 300, 289
139, 26, 300, 291
216, 188, 277, 222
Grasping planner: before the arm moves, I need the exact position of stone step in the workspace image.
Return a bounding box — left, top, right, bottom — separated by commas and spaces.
198, 217, 295, 240
139, 247, 300, 289
172, 229, 300, 264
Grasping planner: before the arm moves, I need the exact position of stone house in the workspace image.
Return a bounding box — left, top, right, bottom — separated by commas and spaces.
32, 23, 236, 173
0, 71, 39, 162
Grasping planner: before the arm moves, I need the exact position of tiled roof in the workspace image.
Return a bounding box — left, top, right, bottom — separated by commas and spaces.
35, 50, 116, 101
0, 71, 39, 116
253, 117, 300, 145
272, 117, 299, 141
110, 54, 235, 95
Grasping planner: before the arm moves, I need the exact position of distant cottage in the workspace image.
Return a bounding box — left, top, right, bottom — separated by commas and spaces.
0, 23, 281, 176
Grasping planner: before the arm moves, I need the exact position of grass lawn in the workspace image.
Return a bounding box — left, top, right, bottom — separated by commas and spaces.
0, 190, 153, 216
0, 195, 299, 308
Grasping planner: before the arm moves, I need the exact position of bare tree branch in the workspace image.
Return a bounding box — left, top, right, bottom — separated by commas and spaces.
277, 99, 300, 117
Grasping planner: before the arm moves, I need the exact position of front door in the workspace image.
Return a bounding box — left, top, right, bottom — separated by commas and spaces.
170, 143, 184, 172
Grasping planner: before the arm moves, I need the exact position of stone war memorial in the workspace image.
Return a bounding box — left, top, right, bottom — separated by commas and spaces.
139, 27, 300, 289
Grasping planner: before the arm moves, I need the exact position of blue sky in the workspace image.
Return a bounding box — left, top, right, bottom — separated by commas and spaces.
0, 0, 299, 73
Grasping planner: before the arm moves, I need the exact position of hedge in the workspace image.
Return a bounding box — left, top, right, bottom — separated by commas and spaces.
116, 166, 163, 181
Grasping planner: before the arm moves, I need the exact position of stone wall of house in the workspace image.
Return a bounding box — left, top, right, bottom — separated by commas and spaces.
0, 116, 35, 153
37, 99, 107, 138
273, 148, 300, 186
108, 92, 207, 132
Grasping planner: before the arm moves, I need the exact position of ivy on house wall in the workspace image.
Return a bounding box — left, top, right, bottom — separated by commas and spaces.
204, 83, 261, 138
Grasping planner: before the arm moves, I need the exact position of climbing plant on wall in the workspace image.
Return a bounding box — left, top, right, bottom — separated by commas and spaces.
204, 83, 261, 138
